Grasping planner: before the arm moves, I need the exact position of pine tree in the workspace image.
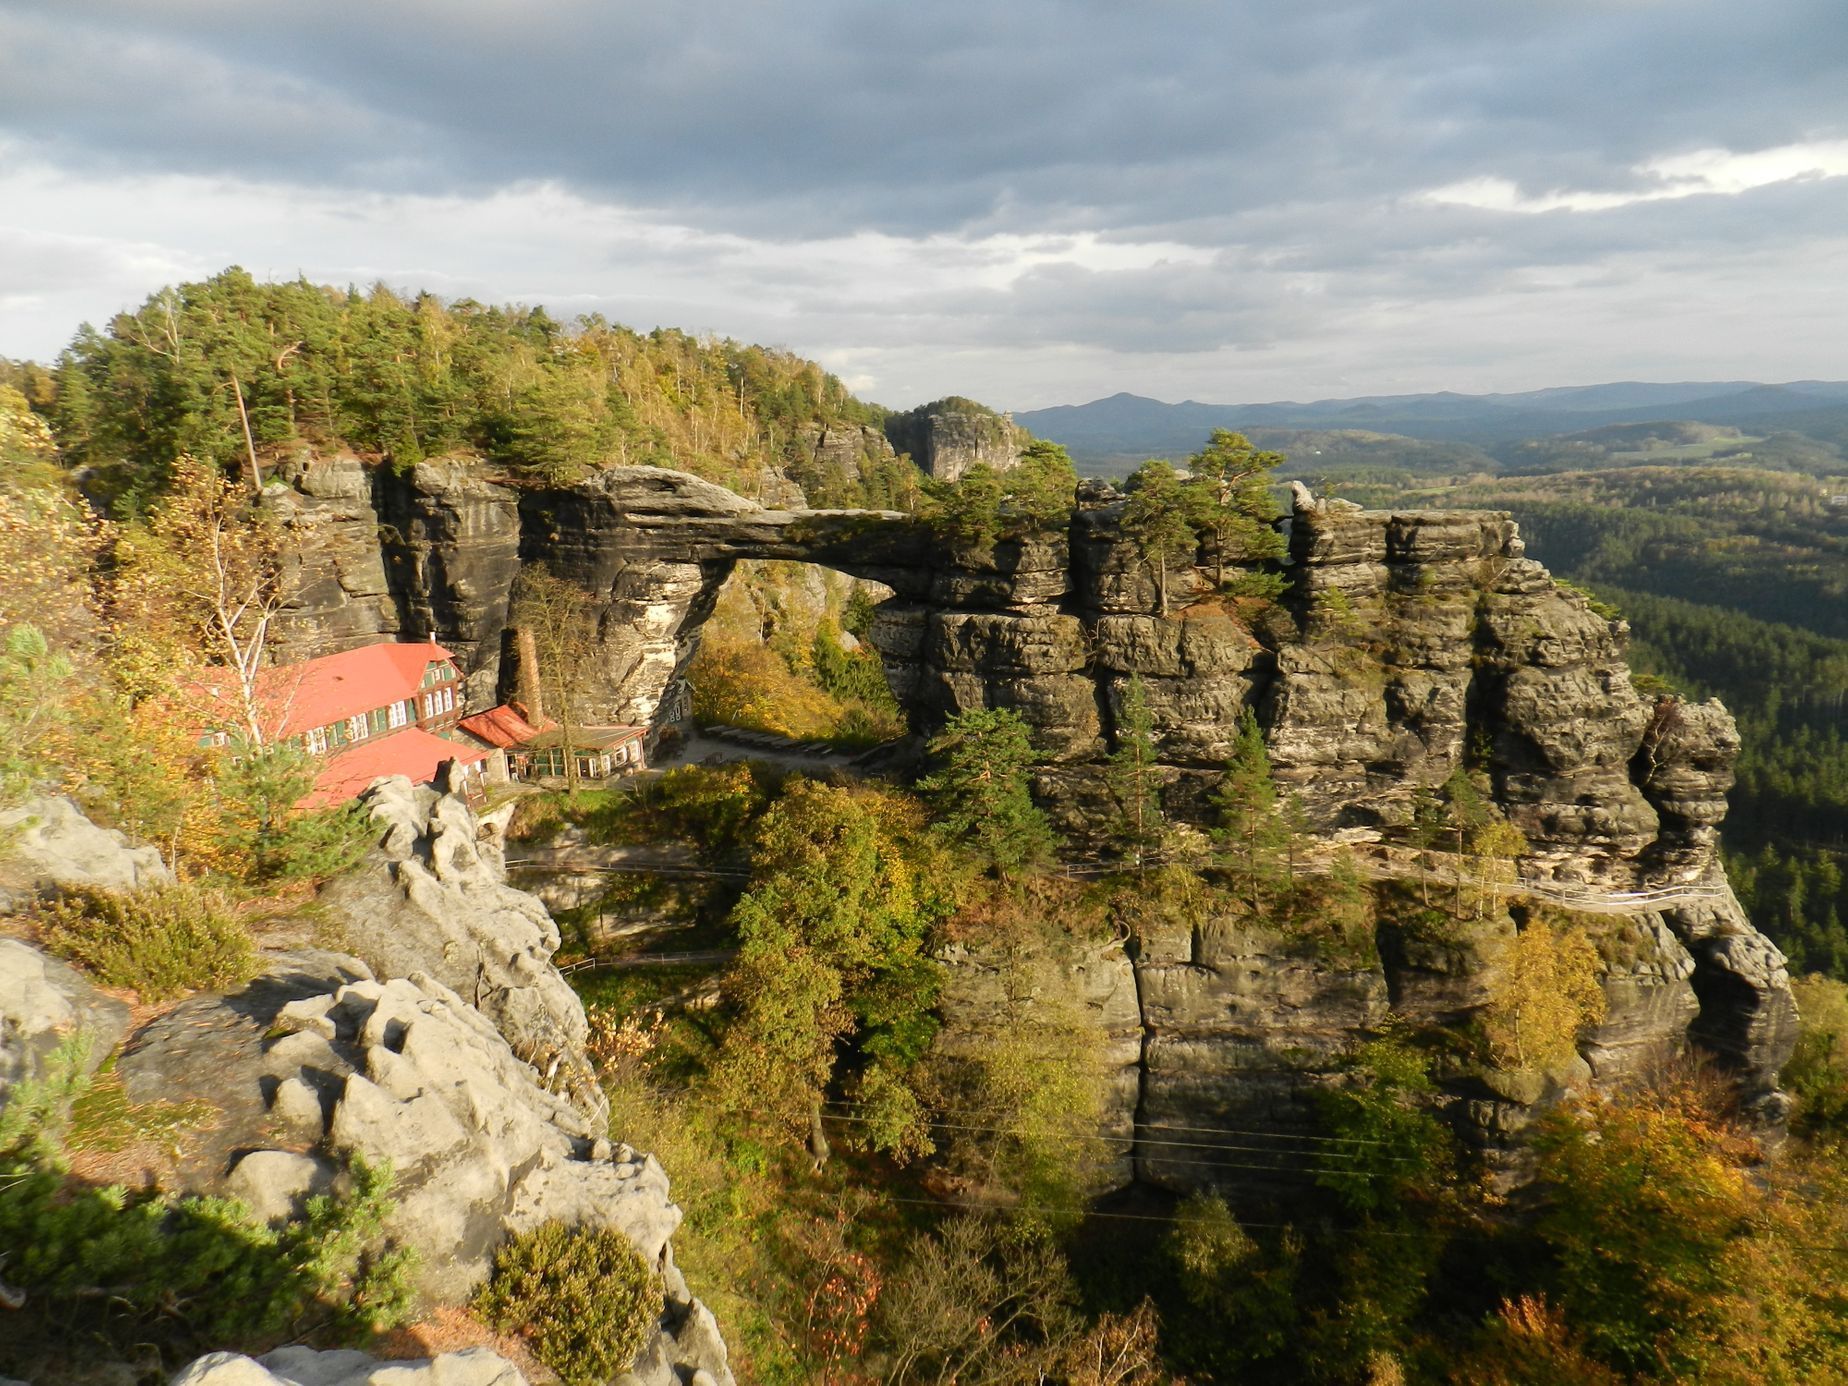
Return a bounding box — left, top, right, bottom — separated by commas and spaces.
1122, 461, 1198, 615
1210, 709, 1289, 913
1440, 767, 1492, 918
916, 707, 1054, 877
1108, 675, 1163, 867
1182, 429, 1286, 587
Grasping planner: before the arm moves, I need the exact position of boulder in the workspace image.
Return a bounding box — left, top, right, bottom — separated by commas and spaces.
172, 1348, 527, 1386
0, 794, 173, 907
316, 780, 597, 1116
122, 954, 731, 1386
0, 938, 130, 1103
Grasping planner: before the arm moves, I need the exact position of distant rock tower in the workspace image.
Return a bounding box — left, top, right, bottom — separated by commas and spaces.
883, 396, 1031, 482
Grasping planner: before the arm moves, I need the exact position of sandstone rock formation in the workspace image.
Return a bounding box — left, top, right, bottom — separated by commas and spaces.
258, 454, 1796, 1186
172, 1346, 528, 1386
0, 793, 174, 909
882, 399, 1031, 482
316, 774, 595, 1112
0, 936, 129, 1102
0, 788, 734, 1386
111, 947, 731, 1385
264, 457, 1736, 896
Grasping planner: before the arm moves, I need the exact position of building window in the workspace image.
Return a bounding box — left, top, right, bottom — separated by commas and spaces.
349, 714, 369, 741
388, 700, 409, 729
441, 686, 454, 713
306, 726, 327, 755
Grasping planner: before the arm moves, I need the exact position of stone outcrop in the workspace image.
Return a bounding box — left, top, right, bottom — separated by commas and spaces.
0, 794, 174, 908
794, 421, 897, 498
173, 1346, 527, 1386
0, 937, 130, 1102
260, 455, 1794, 1177
316, 775, 592, 1105
947, 879, 1790, 1200
266, 457, 1744, 895
268, 450, 399, 657
109, 945, 730, 1386
883, 400, 1031, 483
0, 789, 733, 1385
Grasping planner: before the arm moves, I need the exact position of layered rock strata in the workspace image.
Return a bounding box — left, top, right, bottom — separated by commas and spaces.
260, 457, 1796, 1185
265, 458, 1734, 895
882, 402, 1030, 482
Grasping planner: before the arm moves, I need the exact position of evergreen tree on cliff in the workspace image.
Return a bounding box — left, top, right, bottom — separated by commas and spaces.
917, 707, 1053, 878
1108, 675, 1164, 866
1183, 429, 1286, 587
1122, 461, 1196, 616
1211, 709, 1289, 911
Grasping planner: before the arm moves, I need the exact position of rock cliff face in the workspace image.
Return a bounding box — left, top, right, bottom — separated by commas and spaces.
263, 457, 1797, 1188
882, 401, 1031, 482
316, 773, 594, 1107
265, 457, 1737, 894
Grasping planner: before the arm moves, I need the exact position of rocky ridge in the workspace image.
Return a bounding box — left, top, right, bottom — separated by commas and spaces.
0, 787, 733, 1386
264, 455, 1735, 893
170, 1347, 529, 1386
880, 400, 1031, 482
260, 455, 1797, 1185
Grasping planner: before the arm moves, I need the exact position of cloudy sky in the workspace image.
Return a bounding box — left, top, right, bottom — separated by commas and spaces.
1, 0, 1844, 409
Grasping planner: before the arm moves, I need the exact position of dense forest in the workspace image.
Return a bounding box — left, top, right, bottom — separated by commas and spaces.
28, 266, 918, 513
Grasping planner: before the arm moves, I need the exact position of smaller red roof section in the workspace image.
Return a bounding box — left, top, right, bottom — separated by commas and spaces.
458, 702, 557, 750
301, 727, 489, 809
251, 640, 457, 741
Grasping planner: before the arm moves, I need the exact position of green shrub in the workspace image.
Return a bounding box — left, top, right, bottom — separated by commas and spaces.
43, 882, 256, 1000
0, 1058, 418, 1362
211, 743, 374, 883
474, 1220, 665, 1385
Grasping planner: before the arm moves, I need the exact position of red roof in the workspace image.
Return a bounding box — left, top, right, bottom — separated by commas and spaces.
457, 702, 556, 750
301, 727, 490, 809
228, 640, 458, 741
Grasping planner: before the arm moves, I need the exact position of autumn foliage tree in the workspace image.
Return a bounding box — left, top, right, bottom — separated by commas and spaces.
708, 782, 946, 1156
1482, 915, 1606, 1070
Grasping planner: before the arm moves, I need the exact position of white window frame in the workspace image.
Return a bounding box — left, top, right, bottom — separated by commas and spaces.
305, 726, 328, 755
388, 700, 409, 729
348, 714, 369, 741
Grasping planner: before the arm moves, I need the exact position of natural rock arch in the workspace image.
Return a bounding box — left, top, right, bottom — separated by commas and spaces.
274, 457, 1735, 894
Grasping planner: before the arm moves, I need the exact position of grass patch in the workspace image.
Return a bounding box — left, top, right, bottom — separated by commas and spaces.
67, 1057, 217, 1156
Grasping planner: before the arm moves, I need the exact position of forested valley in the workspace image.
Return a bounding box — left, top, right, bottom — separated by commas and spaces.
4, 272, 1848, 1386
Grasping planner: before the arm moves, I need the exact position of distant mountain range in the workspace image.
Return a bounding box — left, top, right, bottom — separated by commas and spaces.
1015, 380, 1848, 470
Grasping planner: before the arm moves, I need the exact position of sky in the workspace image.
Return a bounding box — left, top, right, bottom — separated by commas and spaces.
1, 0, 1845, 411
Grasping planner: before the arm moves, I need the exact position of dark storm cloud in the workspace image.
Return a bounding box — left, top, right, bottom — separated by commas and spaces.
1, 0, 1843, 398
4, 0, 1843, 240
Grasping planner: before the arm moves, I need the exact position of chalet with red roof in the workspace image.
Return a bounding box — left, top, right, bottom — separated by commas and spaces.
457, 700, 647, 783
197, 640, 490, 807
